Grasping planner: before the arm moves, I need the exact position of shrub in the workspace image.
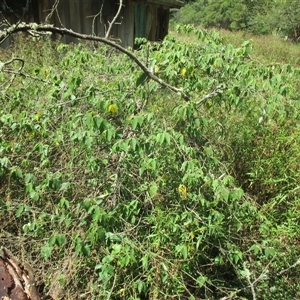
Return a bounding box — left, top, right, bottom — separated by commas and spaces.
1, 25, 300, 299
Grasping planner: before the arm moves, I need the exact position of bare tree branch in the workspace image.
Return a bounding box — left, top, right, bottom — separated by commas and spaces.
87, 2, 104, 36
0, 0, 30, 44
0, 57, 24, 92
0, 22, 190, 100
196, 87, 224, 105
105, 0, 123, 38
45, 0, 60, 24
0, 57, 24, 72
277, 258, 300, 276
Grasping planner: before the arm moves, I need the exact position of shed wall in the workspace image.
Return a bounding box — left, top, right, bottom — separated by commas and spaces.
1, 0, 179, 48
37, 0, 134, 47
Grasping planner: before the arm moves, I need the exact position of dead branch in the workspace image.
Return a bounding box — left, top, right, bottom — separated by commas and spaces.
0, 57, 24, 72
0, 22, 189, 100
277, 257, 300, 276
196, 87, 224, 105
0, 58, 24, 92
87, 2, 104, 36
45, 0, 60, 24
105, 0, 123, 38
0, 247, 41, 300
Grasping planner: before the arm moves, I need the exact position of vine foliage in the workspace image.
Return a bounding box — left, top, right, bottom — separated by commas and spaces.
1, 24, 300, 299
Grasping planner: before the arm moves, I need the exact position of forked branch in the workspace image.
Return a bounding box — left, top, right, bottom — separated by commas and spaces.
105, 0, 123, 38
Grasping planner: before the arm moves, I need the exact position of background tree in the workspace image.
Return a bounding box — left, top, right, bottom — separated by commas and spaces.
271, 0, 300, 40
174, 0, 300, 40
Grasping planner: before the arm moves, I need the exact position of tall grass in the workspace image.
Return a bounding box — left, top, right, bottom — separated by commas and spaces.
171, 27, 300, 67
218, 29, 300, 66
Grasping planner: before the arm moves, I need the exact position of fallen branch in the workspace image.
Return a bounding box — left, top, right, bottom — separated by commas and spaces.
0, 57, 50, 93
0, 22, 189, 100
0, 57, 24, 72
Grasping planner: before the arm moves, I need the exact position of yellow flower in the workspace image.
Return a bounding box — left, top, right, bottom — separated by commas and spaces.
178, 184, 187, 199
189, 231, 195, 239
44, 70, 49, 78
181, 67, 187, 78
108, 104, 117, 113
35, 111, 42, 121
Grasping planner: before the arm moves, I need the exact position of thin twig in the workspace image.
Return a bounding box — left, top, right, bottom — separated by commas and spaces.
0, 57, 24, 72
107, 271, 117, 300
0, 58, 25, 93
0, 57, 49, 83
243, 257, 274, 300
196, 88, 223, 105
87, 2, 104, 36
243, 262, 256, 300
105, 0, 123, 39
277, 258, 300, 276
45, 0, 60, 24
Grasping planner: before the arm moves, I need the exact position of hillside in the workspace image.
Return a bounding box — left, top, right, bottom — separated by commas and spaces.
1, 26, 300, 299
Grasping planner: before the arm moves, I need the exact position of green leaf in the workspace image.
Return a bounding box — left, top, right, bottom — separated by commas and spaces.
82, 244, 90, 257
10, 166, 23, 178
141, 254, 149, 270
196, 276, 208, 288
175, 244, 188, 259
232, 251, 243, 264
130, 115, 144, 130
41, 244, 52, 260
181, 244, 188, 259
106, 232, 122, 242
105, 128, 115, 142
147, 158, 157, 172
250, 244, 262, 255
112, 244, 122, 255
241, 40, 250, 47
119, 255, 130, 267
264, 247, 276, 258
149, 182, 158, 197
60, 182, 70, 191
15, 205, 24, 217
155, 132, 168, 145
156, 133, 164, 144
130, 138, 137, 151
212, 179, 219, 191
24, 173, 34, 184
49, 235, 57, 246
136, 72, 149, 87
137, 280, 145, 293
219, 186, 229, 202
102, 255, 114, 264
56, 234, 66, 246
230, 188, 244, 201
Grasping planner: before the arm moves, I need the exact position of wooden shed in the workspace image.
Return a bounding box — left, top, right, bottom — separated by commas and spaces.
0, 0, 185, 47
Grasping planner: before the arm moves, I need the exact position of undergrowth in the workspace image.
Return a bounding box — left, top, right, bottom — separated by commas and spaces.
171, 26, 300, 67
1, 26, 300, 299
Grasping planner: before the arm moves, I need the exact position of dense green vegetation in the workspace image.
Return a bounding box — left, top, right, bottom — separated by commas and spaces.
1, 25, 300, 299
175, 0, 300, 40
